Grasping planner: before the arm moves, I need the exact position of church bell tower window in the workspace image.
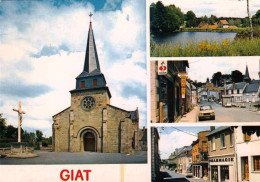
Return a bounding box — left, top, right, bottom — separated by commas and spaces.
81, 96, 96, 111
81, 81, 85, 89
93, 79, 97, 87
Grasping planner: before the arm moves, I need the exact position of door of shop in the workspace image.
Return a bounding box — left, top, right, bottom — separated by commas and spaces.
243, 157, 249, 180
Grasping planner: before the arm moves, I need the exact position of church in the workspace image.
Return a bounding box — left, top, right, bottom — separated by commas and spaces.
52, 16, 140, 153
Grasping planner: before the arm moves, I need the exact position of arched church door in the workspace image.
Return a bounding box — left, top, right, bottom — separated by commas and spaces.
83, 132, 96, 152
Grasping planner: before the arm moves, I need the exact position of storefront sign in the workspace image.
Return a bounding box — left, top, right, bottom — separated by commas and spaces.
178, 73, 188, 99
181, 78, 186, 88
209, 157, 234, 163
158, 60, 167, 75
181, 88, 185, 99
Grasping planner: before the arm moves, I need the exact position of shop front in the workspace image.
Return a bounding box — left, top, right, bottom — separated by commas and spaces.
209, 155, 236, 182
192, 162, 208, 178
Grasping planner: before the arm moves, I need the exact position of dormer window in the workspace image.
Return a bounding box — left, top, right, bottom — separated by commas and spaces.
81, 81, 85, 89
93, 79, 97, 87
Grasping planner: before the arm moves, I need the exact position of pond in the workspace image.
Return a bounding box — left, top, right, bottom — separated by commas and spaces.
153, 32, 237, 46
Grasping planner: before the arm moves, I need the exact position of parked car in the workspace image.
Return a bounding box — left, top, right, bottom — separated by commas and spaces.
240, 103, 246, 108
232, 103, 239, 107
186, 172, 193, 178
199, 105, 215, 121
225, 102, 232, 107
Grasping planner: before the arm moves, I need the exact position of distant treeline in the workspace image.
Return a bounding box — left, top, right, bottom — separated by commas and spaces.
150, 1, 260, 34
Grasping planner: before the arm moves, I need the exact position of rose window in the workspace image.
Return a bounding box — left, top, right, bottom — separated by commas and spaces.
81, 96, 96, 111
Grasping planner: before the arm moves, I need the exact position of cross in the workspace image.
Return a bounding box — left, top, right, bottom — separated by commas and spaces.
13, 101, 26, 143
89, 12, 93, 22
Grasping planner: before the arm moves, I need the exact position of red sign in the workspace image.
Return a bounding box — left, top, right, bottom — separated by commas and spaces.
158, 60, 167, 75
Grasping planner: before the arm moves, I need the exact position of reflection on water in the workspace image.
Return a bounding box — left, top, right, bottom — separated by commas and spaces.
153, 32, 237, 46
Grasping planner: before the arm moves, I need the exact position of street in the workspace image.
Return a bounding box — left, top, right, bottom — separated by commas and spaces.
160, 169, 209, 182
198, 101, 260, 122
0, 150, 147, 164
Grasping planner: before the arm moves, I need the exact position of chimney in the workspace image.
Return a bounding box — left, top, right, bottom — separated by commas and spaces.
210, 126, 215, 131
233, 82, 236, 90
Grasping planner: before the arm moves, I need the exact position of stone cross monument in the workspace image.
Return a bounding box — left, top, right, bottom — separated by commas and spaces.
13, 101, 26, 142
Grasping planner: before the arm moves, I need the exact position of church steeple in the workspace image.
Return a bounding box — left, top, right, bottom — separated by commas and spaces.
73, 13, 111, 98
83, 13, 100, 73
243, 64, 251, 83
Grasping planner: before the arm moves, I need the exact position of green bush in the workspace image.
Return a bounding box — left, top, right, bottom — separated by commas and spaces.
235, 27, 260, 39
0, 143, 11, 148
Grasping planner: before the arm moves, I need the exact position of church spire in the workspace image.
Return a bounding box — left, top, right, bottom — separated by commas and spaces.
83, 13, 100, 73
243, 64, 251, 83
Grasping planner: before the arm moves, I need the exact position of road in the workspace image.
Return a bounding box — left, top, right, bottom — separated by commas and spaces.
0, 150, 147, 164
198, 101, 260, 122
161, 169, 209, 182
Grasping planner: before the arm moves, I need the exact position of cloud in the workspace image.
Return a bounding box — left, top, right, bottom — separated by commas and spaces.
149, 0, 260, 17
187, 57, 260, 83
121, 82, 146, 101
159, 130, 197, 159
31, 44, 70, 58
0, 77, 52, 98
102, 0, 122, 11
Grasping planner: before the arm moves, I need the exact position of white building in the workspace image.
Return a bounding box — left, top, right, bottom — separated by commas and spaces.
225, 82, 247, 103
243, 81, 260, 103
235, 126, 260, 182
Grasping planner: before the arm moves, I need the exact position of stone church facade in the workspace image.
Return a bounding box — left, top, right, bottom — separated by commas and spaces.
52, 18, 139, 153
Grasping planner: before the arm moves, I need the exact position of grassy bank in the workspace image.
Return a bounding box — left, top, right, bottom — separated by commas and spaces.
151, 38, 260, 57
181, 28, 246, 33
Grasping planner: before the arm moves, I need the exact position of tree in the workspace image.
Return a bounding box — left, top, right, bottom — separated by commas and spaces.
150, 2, 184, 34
0, 114, 7, 139
185, 11, 197, 27
247, 0, 254, 39
211, 72, 222, 86
231, 70, 244, 83
150, 1, 167, 33
5, 125, 17, 139
239, 0, 253, 39
209, 15, 218, 24
252, 10, 260, 26
36, 130, 43, 142
165, 5, 184, 32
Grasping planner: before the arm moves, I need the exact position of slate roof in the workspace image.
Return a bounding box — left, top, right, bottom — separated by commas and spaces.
83, 22, 101, 73
130, 111, 138, 121
76, 69, 103, 79
191, 83, 196, 90
206, 126, 231, 137
219, 20, 229, 25
251, 80, 260, 84
227, 82, 246, 90
141, 130, 147, 141
243, 83, 260, 93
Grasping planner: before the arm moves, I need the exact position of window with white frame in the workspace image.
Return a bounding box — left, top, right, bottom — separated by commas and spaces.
253, 156, 260, 171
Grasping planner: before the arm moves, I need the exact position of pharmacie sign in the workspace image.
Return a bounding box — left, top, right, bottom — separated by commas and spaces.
209, 157, 234, 163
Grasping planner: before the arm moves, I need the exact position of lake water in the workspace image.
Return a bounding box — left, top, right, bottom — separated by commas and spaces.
153, 32, 237, 46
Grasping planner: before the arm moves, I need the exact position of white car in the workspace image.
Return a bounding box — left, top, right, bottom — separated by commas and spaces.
225, 102, 232, 107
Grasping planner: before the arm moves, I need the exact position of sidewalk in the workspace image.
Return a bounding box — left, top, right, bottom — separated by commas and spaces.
177, 106, 199, 123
